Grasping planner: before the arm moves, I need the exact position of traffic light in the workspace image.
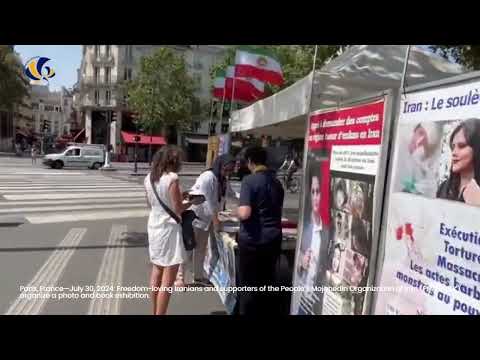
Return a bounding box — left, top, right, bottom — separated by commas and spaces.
42, 119, 50, 133
209, 121, 217, 136
221, 122, 229, 133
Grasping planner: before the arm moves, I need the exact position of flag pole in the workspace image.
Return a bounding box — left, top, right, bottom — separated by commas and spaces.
307, 45, 318, 113
207, 97, 215, 136
230, 67, 236, 117
220, 79, 227, 128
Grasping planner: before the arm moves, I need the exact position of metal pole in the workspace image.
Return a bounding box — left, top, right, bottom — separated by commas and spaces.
230, 71, 236, 118
400, 45, 411, 98
134, 119, 138, 174
103, 110, 111, 168
149, 128, 152, 166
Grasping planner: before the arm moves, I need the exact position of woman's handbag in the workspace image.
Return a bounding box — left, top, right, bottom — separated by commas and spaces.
150, 176, 197, 251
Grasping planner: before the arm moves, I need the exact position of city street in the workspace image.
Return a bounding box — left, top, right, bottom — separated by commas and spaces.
0, 157, 301, 315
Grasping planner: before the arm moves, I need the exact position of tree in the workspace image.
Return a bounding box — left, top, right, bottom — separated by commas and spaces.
126, 47, 197, 138
430, 45, 480, 70
0, 45, 30, 111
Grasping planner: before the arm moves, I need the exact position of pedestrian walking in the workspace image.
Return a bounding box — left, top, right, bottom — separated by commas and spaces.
236, 146, 285, 315
175, 154, 237, 287
31, 145, 38, 165
144, 146, 194, 315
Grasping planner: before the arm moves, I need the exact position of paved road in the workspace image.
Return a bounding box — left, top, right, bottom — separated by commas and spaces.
0, 158, 226, 315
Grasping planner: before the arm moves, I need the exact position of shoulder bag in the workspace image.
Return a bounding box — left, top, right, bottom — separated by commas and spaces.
150, 175, 197, 251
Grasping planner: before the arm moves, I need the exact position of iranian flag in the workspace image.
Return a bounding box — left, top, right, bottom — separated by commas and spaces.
212, 66, 265, 103
235, 46, 284, 86
212, 69, 226, 99
225, 66, 264, 102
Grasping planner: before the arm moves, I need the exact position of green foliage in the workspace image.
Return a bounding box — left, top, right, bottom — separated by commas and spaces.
126, 48, 197, 133
430, 45, 480, 70
0, 45, 30, 111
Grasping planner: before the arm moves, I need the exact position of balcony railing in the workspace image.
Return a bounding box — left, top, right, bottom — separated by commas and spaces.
89, 53, 115, 66
80, 76, 118, 87
80, 96, 118, 108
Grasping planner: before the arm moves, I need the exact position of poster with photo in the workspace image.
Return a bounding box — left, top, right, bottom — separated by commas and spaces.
374, 78, 480, 315
291, 99, 386, 315
204, 231, 237, 314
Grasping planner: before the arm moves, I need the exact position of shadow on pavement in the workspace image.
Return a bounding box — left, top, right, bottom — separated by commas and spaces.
123, 231, 148, 246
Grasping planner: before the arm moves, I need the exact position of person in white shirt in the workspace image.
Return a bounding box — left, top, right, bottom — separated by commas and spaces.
176, 154, 237, 286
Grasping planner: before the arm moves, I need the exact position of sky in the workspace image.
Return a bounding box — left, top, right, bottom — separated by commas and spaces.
15, 45, 82, 91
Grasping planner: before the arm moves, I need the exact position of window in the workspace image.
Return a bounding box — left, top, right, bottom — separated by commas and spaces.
64, 99, 68, 106
193, 74, 202, 87
105, 67, 110, 84
94, 67, 99, 83
105, 90, 111, 105
44, 105, 54, 112
31, 103, 39, 110
124, 67, 132, 81
126, 45, 133, 61
66, 148, 80, 156
94, 90, 99, 105
94, 45, 100, 58
105, 45, 111, 57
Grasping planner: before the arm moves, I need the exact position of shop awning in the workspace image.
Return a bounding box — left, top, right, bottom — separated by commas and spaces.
185, 137, 208, 145
121, 131, 166, 145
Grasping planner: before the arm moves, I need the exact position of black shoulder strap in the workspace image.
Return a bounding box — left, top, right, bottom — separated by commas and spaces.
149, 174, 181, 224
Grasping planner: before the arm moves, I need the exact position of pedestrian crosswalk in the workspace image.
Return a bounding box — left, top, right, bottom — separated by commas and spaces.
0, 171, 149, 224
5, 224, 148, 315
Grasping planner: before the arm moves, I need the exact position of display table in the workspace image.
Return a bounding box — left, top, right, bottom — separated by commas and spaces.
203, 211, 297, 314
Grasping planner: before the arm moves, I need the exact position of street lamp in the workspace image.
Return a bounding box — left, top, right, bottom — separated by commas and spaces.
101, 110, 116, 171
132, 112, 140, 174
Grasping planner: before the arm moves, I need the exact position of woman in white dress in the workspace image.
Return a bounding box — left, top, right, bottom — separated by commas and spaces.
144, 146, 193, 315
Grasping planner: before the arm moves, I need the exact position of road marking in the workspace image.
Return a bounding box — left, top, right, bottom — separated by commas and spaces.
0, 202, 146, 214
0, 182, 135, 186
0, 187, 144, 193
4, 192, 146, 201
25, 209, 149, 224
0, 173, 86, 176
88, 224, 127, 315
0, 185, 143, 190
0, 198, 147, 207
5, 228, 87, 315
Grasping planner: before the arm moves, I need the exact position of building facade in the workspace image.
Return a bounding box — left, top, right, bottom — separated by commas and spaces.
0, 110, 15, 152
76, 45, 227, 160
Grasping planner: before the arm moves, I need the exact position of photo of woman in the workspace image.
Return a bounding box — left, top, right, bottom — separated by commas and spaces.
436, 118, 480, 207
333, 179, 348, 211
350, 182, 371, 258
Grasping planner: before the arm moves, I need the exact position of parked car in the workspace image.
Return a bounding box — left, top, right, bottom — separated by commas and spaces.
43, 144, 106, 170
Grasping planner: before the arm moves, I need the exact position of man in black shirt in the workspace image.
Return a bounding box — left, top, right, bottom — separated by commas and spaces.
237, 146, 285, 315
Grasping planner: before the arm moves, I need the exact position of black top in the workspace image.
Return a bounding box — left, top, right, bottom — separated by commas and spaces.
238, 170, 285, 249
437, 180, 465, 203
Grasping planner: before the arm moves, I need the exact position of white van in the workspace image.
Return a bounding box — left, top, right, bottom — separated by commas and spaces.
43, 144, 106, 170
